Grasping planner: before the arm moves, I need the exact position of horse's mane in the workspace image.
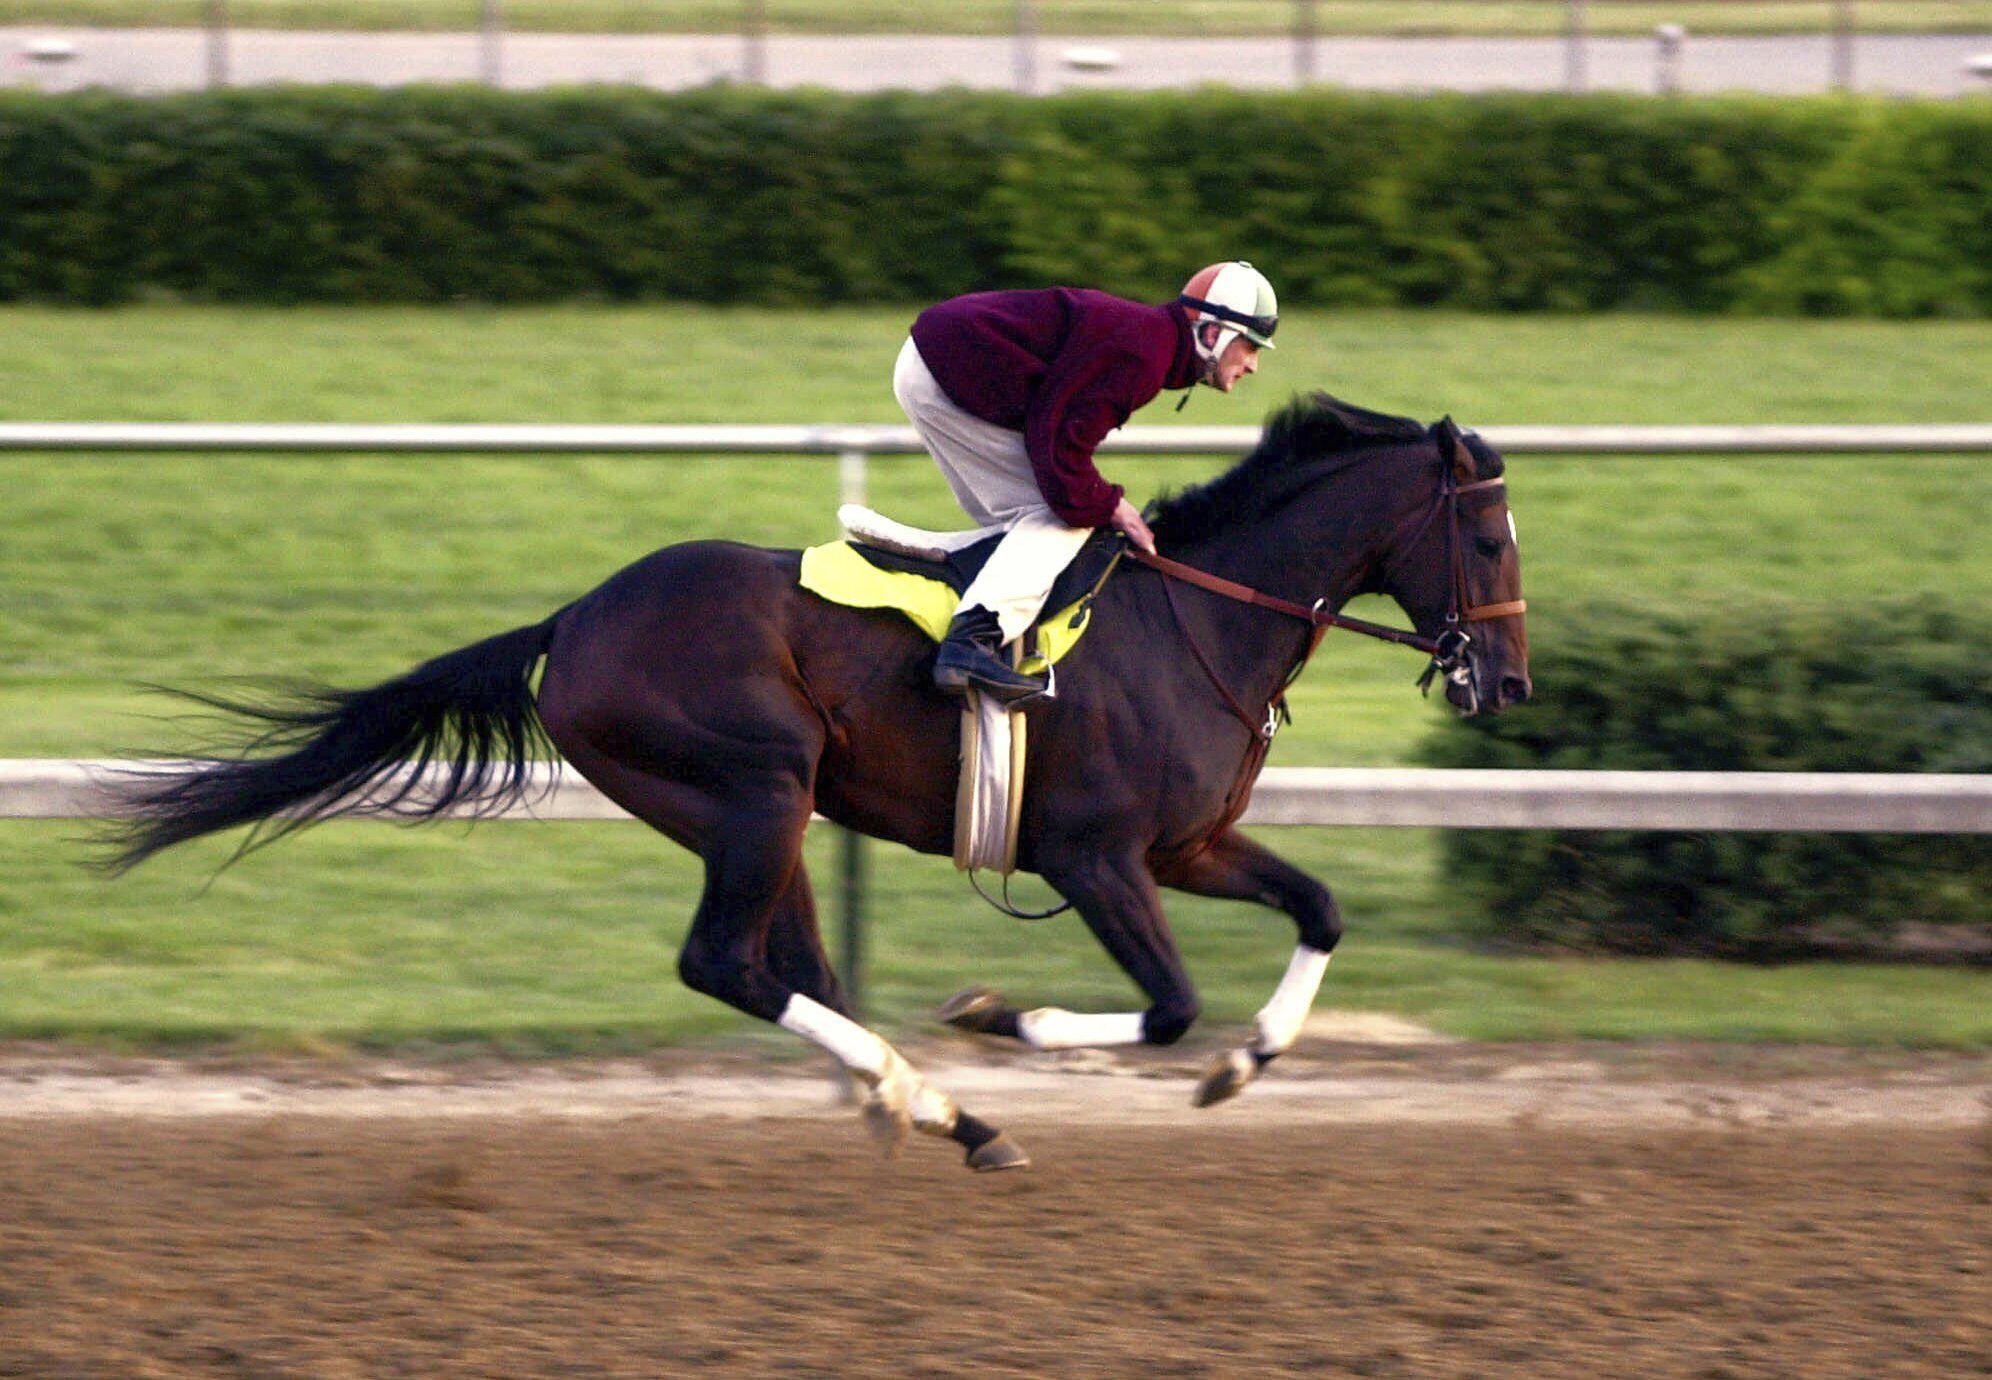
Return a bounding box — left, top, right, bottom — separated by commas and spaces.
1147, 392, 1433, 548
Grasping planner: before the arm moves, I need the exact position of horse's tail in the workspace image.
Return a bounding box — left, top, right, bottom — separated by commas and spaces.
104, 611, 565, 872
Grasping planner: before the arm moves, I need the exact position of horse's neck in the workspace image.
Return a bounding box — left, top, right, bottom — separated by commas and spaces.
1174, 487, 1380, 612
1155, 501, 1382, 711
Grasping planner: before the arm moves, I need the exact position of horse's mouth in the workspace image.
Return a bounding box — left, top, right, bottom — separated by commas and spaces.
1444, 678, 1483, 716
1446, 668, 1530, 716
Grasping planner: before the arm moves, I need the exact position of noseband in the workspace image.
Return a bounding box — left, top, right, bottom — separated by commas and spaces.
1127, 418, 1526, 732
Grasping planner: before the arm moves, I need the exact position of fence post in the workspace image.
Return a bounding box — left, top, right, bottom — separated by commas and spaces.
1564, 0, 1588, 92
838, 827, 868, 1019
743, 0, 767, 84
479, 0, 504, 86
1015, 0, 1038, 94
835, 445, 872, 1015
1830, 0, 1856, 90
204, 0, 230, 89
1654, 24, 1684, 94
1293, 0, 1317, 86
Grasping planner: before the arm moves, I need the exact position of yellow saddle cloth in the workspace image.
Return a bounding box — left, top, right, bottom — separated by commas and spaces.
799, 540, 1101, 676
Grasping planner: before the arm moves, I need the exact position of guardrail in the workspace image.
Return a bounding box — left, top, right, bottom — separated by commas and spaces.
4, 422, 1990, 457
12, 758, 1988, 1014
8, 761, 1988, 834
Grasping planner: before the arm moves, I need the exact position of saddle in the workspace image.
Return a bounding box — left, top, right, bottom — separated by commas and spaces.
799, 505, 1125, 676
799, 506, 1126, 882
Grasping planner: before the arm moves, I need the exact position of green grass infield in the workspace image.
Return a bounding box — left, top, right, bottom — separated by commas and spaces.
2, 305, 1988, 1050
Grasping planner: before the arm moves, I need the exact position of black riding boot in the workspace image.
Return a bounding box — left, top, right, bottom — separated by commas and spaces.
933, 607, 1049, 706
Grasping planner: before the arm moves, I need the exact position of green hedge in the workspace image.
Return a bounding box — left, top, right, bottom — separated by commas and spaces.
0, 87, 1987, 313
1422, 602, 1991, 959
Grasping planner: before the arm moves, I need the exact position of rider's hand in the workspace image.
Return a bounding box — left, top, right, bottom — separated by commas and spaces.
1111, 497, 1156, 554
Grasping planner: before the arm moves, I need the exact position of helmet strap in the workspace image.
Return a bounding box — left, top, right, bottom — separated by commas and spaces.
1193, 320, 1233, 387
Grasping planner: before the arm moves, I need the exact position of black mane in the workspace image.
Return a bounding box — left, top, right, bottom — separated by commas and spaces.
1148, 392, 1431, 548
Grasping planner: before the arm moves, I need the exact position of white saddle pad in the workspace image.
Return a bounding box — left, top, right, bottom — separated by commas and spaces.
838, 503, 999, 561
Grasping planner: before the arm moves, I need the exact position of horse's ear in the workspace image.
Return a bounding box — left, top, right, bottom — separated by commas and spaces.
1432, 416, 1476, 483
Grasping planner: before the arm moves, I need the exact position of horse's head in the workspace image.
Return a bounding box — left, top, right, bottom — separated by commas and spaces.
1372, 420, 1531, 716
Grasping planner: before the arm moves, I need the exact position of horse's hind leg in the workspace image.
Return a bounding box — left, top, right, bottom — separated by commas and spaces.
554, 741, 1024, 1170
756, 863, 1022, 1169
762, 861, 847, 1014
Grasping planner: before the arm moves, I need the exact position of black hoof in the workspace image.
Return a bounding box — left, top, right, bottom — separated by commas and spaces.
938, 987, 1019, 1038
965, 1134, 1031, 1172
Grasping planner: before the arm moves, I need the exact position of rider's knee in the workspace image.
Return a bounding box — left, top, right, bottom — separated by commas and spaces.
1142, 998, 1202, 1046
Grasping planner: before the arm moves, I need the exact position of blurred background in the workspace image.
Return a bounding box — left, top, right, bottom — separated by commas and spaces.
0, 5, 1984, 1376
1, 0, 1984, 1044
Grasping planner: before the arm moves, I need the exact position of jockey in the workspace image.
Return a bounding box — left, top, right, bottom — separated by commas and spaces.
896, 261, 1277, 705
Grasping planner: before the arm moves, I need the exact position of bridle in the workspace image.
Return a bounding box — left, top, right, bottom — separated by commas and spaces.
1407, 417, 1527, 709
1126, 417, 1525, 734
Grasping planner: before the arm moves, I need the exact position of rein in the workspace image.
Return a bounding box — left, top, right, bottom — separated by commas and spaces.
1129, 546, 1441, 655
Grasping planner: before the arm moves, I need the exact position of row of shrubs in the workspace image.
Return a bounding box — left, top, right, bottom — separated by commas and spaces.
1423, 602, 1990, 959
1, 86, 1987, 313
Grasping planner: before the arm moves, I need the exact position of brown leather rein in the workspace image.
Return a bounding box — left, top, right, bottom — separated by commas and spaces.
1130, 545, 1444, 655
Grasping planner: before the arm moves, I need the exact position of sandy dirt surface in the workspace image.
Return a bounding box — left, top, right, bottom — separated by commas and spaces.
0, 1044, 1986, 1378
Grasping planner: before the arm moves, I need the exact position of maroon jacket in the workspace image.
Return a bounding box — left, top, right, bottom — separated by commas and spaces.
910, 289, 1199, 528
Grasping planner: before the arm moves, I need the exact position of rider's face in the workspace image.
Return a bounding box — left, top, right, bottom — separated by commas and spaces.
1212, 336, 1261, 392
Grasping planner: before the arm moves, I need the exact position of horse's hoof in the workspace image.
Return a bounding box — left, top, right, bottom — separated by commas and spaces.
965, 1134, 1031, 1172
938, 986, 1009, 1035
1193, 1049, 1258, 1108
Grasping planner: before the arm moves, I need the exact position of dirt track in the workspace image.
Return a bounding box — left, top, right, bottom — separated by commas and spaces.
1, 1049, 1987, 1378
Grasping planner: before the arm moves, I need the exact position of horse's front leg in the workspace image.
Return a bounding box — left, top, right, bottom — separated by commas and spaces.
942, 847, 1202, 1052
1156, 827, 1343, 1106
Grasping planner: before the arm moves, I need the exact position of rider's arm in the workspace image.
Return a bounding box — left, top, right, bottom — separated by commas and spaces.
1022, 347, 1147, 529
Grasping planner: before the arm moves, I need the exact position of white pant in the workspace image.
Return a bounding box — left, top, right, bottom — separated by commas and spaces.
893, 338, 1094, 643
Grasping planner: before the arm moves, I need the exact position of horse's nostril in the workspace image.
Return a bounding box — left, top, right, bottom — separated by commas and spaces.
1500, 675, 1532, 705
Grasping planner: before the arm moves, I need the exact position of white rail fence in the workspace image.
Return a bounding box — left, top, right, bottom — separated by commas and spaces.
6, 762, 1988, 834
5, 422, 1990, 457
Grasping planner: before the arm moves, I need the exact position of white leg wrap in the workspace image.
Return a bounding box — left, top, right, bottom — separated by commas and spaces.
1252, 946, 1332, 1056
778, 994, 891, 1079
779, 996, 958, 1137
1018, 1008, 1149, 1050
908, 1084, 959, 1134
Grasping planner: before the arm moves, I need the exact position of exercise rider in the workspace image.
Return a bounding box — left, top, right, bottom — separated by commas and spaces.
894, 262, 1278, 706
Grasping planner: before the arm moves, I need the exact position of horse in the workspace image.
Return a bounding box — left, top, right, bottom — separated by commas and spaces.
107, 392, 1529, 1172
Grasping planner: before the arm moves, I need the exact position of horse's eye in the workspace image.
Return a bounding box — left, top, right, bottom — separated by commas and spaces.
1475, 537, 1504, 558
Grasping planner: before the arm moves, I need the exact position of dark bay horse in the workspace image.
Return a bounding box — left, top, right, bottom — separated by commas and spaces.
109, 393, 1529, 1171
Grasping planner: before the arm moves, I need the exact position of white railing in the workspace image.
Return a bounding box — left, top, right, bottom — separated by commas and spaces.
3, 422, 1990, 456
7, 761, 1987, 834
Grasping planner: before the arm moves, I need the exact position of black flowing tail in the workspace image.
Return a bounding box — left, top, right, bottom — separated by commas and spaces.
105, 614, 564, 872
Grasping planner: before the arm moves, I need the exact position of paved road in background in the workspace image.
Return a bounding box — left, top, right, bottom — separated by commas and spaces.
7, 26, 1991, 96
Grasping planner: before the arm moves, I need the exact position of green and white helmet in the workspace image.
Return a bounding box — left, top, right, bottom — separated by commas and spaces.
1178, 260, 1278, 381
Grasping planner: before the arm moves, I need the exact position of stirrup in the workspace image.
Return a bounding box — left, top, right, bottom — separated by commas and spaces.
934, 653, 1050, 705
